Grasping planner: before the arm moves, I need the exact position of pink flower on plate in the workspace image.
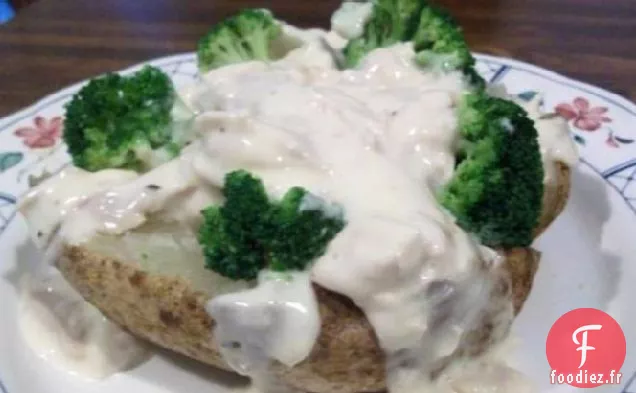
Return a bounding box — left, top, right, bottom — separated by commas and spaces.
555, 97, 611, 131
14, 116, 63, 149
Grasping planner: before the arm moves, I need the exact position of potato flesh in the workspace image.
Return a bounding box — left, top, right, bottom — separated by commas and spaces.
84, 222, 249, 297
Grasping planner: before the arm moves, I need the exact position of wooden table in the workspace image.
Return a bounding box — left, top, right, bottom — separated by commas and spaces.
1, 0, 635, 116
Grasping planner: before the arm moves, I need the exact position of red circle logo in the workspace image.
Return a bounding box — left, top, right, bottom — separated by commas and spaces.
546, 308, 626, 388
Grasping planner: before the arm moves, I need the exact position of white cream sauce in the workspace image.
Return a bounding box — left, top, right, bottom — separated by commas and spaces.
21, 147, 222, 246
59, 149, 222, 244
522, 96, 579, 181
207, 270, 319, 372
181, 39, 509, 392
331, 1, 374, 40
18, 270, 150, 379
19, 166, 138, 248
17, 20, 576, 392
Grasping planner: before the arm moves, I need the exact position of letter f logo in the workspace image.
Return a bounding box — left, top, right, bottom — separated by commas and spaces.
573, 324, 603, 368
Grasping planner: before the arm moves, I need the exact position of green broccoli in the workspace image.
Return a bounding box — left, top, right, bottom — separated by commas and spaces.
439, 91, 544, 247
198, 170, 346, 281
342, 0, 484, 88
197, 9, 282, 72
343, 0, 425, 68
412, 5, 483, 86
63, 65, 180, 172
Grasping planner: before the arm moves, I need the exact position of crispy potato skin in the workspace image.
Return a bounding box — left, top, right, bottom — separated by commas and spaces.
57, 163, 571, 393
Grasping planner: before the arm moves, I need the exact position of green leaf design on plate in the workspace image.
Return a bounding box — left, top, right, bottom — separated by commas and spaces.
0, 152, 24, 172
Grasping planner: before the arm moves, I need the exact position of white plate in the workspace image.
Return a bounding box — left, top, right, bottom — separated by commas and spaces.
0, 53, 635, 393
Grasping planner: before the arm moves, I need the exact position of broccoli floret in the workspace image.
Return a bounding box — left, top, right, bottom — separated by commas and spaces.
412, 4, 484, 87
462, 67, 487, 91
343, 0, 425, 68
439, 92, 544, 247
63, 66, 179, 172
412, 6, 471, 70
342, 1, 484, 87
199, 170, 346, 281
197, 9, 282, 72
199, 171, 271, 280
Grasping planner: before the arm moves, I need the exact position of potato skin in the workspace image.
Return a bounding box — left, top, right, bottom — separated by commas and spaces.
58, 245, 386, 393
535, 162, 571, 238
57, 162, 571, 393
58, 247, 228, 369
59, 244, 529, 393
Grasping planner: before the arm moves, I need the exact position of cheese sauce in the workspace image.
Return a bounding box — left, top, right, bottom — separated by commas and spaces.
17, 15, 577, 392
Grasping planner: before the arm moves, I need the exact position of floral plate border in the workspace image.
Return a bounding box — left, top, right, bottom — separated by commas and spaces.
0, 52, 635, 393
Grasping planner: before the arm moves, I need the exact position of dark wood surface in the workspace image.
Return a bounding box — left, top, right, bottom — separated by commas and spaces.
1, 0, 635, 116
8, 0, 37, 9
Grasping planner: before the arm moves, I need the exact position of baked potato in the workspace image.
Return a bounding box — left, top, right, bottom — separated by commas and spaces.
19, 2, 577, 390
55, 162, 571, 393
